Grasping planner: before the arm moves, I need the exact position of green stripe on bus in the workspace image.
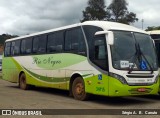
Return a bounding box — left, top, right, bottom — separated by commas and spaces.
23, 67, 70, 83
24, 67, 92, 83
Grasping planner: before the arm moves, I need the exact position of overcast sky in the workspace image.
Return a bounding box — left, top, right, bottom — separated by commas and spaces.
0, 0, 160, 36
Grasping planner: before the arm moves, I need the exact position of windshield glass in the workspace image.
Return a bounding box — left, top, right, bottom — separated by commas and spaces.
111, 31, 158, 71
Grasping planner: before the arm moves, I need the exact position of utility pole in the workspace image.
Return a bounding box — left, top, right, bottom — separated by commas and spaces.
142, 19, 144, 30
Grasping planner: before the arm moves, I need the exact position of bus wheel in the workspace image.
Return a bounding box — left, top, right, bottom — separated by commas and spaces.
19, 73, 28, 90
72, 77, 89, 101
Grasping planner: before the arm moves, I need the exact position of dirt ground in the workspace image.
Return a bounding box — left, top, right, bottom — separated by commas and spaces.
0, 77, 160, 118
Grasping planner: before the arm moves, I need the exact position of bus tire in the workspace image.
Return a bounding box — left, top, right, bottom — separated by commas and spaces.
19, 73, 29, 90
72, 77, 89, 101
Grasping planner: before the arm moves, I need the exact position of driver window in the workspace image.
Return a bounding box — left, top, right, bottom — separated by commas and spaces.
93, 34, 108, 70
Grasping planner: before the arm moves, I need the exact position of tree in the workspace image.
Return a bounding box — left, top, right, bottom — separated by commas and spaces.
107, 0, 138, 24
0, 34, 18, 54
81, 0, 109, 22
145, 26, 160, 31
0, 34, 18, 45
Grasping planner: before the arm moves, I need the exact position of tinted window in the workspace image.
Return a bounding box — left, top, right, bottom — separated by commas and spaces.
83, 26, 103, 59
150, 34, 160, 39
33, 35, 47, 54
83, 26, 108, 71
4, 42, 11, 57
95, 39, 106, 60
134, 33, 158, 70
47, 31, 64, 53
155, 40, 160, 67
11, 40, 20, 56
94, 35, 108, 70
21, 38, 32, 54
33, 37, 39, 53
111, 31, 135, 61
65, 27, 86, 55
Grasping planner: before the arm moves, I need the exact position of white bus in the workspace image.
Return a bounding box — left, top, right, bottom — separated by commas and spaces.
148, 30, 160, 93
148, 30, 160, 40
2, 21, 159, 100
148, 30, 160, 66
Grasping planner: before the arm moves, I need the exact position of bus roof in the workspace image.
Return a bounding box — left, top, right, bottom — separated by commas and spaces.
6, 21, 147, 42
147, 30, 160, 34
82, 21, 146, 33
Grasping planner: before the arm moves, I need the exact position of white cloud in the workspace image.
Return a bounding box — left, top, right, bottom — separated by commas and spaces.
0, 0, 87, 35
0, 0, 160, 35
128, 0, 160, 29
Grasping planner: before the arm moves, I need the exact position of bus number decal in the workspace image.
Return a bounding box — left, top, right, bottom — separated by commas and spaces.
96, 87, 105, 92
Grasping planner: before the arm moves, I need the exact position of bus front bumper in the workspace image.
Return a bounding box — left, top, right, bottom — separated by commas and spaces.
108, 77, 159, 96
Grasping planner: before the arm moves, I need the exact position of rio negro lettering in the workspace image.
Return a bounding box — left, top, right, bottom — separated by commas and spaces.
33, 57, 61, 67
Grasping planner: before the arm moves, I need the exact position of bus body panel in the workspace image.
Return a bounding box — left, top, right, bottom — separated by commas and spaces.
84, 74, 109, 96
2, 55, 159, 96
3, 55, 159, 96
2, 53, 98, 90
84, 74, 159, 96
108, 77, 159, 96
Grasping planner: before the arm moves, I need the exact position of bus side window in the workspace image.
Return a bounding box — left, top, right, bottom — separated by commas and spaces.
11, 40, 20, 56
21, 38, 32, 55
47, 31, 64, 53
65, 27, 86, 55
21, 39, 26, 54
33, 35, 47, 54
78, 28, 86, 55
95, 41, 106, 60
25, 38, 32, 54
4, 42, 11, 57
11, 42, 15, 55
47, 33, 56, 53
155, 41, 160, 67
33, 37, 39, 53
83, 25, 108, 71
94, 35, 108, 70
38, 35, 47, 53
65, 30, 72, 51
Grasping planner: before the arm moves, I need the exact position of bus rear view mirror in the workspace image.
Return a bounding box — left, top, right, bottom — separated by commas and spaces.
107, 31, 114, 45
95, 31, 114, 45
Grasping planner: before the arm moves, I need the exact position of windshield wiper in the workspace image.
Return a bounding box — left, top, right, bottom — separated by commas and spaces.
137, 44, 154, 74
128, 43, 139, 74
128, 43, 154, 74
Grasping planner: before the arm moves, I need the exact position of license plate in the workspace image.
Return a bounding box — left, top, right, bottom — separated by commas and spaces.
137, 88, 146, 92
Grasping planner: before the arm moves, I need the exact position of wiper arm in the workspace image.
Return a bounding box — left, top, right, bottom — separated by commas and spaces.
128, 52, 138, 74
128, 43, 140, 74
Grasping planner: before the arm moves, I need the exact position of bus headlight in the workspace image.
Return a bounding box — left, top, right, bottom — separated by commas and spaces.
109, 73, 128, 85
154, 75, 159, 83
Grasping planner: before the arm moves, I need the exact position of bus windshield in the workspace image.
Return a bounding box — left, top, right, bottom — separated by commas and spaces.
111, 31, 158, 71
